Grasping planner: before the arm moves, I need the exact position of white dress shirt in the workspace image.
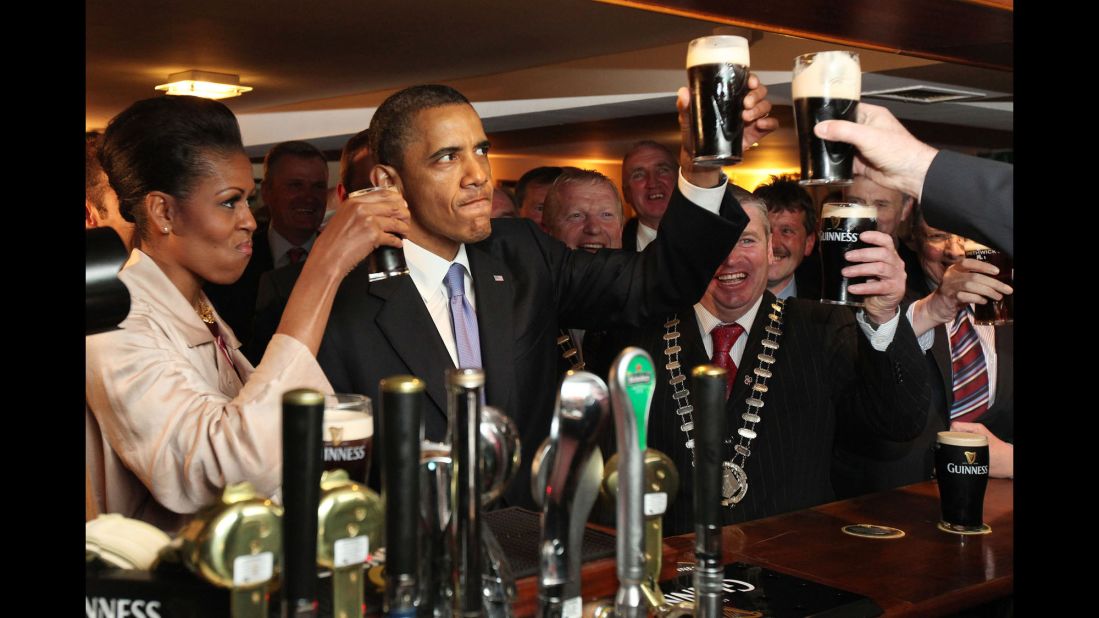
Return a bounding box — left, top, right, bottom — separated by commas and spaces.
636, 221, 658, 251
403, 240, 475, 367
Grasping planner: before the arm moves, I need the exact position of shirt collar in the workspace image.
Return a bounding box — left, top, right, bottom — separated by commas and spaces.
267, 225, 317, 265
774, 277, 797, 300
692, 294, 764, 337
403, 239, 473, 304
636, 221, 658, 250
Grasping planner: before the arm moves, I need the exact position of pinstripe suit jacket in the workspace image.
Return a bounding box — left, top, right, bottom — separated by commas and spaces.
610, 292, 930, 536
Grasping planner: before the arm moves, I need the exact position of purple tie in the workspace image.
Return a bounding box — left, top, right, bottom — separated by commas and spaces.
444, 263, 482, 369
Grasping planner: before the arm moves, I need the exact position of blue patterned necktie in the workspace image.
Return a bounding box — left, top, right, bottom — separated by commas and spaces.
444, 263, 482, 368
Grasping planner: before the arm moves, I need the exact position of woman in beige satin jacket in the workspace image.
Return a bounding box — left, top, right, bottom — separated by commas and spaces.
86, 96, 409, 532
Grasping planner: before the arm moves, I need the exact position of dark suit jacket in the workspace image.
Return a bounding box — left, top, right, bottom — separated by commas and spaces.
204, 223, 274, 365
256, 187, 749, 508
621, 217, 640, 252
601, 292, 930, 535
922, 150, 1013, 258
832, 316, 1013, 498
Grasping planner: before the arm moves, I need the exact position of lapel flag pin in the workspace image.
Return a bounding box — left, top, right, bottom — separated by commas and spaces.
493, 275, 504, 282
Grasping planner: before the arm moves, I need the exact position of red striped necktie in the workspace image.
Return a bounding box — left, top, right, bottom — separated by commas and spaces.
948, 307, 990, 422
710, 322, 745, 399
287, 246, 307, 264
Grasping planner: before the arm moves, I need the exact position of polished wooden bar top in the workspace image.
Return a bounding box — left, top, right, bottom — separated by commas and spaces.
513, 480, 1013, 617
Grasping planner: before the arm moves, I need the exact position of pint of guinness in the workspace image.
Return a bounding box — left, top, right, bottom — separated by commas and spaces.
686, 35, 750, 166
964, 240, 1014, 325
792, 51, 861, 185
819, 202, 876, 307
935, 431, 990, 533
322, 393, 373, 484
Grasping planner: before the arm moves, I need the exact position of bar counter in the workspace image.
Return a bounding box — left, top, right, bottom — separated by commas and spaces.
513, 479, 1013, 617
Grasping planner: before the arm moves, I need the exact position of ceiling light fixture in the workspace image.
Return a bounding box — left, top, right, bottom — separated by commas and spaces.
155, 70, 253, 100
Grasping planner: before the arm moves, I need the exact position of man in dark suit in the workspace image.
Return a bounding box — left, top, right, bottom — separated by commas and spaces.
832, 210, 1014, 495
205, 140, 328, 363
753, 177, 821, 300
815, 102, 1012, 257
257, 82, 778, 508
540, 168, 626, 374
620, 140, 678, 252
601, 193, 929, 535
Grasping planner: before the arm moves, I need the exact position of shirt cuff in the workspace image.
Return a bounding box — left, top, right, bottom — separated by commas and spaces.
905, 302, 936, 353
855, 308, 901, 351
677, 169, 726, 216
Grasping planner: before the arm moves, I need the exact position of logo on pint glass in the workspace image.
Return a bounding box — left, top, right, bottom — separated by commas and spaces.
964, 451, 977, 465
329, 427, 344, 447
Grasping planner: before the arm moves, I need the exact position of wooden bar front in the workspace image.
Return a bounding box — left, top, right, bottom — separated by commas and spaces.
513, 480, 1014, 617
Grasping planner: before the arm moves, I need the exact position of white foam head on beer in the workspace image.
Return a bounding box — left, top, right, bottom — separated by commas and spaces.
323, 409, 373, 440
686, 35, 750, 69
821, 202, 877, 220
937, 431, 988, 447
792, 51, 861, 100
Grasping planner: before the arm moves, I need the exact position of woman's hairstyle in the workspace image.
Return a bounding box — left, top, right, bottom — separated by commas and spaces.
98, 96, 245, 239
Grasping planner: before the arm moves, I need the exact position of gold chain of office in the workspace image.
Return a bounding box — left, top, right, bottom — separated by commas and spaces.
662, 298, 786, 507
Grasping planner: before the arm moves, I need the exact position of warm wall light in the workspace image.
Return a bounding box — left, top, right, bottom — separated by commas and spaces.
155, 70, 253, 99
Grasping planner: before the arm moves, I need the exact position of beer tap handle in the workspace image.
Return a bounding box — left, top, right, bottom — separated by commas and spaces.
447, 368, 486, 618
380, 376, 427, 618
281, 389, 326, 618
317, 470, 384, 618
538, 370, 611, 618
690, 366, 728, 618
609, 347, 657, 618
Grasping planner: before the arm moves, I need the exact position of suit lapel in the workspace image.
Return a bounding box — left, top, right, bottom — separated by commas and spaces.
468, 244, 515, 410
370, 274, 452, 418
930, 324, 954, 407
992, 323, 1012, 410
678, 310, 710, 372
728, 293, 775, 404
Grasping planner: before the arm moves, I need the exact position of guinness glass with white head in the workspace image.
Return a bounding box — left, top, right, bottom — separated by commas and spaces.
686, 35, 751, 166
935, 431, 990, 533
819, 202, 876, 307
322, 393, 373, 484
792, 51, 861, 185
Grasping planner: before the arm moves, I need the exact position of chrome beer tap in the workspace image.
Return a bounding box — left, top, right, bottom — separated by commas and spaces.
609, 347, 657, 618
537, 370, 611, 618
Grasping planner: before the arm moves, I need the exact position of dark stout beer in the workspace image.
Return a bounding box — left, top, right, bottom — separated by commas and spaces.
687, 36, 750, 166
819, 202, 876, 307
792, 51, 861, 185
935, 431, 990, 532
323, 395, 373, 484
964, 240, 1014, 325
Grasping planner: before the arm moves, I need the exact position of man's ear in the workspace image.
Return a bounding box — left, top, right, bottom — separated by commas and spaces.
803, 233, 815, 256
901, 197, 914, 223
370, 164, 401, 192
